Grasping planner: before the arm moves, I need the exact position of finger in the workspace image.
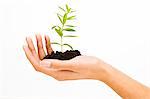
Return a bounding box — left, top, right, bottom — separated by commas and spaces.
31, 62, 87, 81
31, 65, 82, 81
45, 35, 53, 55
26, 37, 40, 61
36, 34, 46, 60
23, 45, 40, 70
23, 45, 57, 74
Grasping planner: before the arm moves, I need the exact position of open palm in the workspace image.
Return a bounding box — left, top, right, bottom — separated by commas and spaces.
23, 34, 89, 80
23, 34, 106, 81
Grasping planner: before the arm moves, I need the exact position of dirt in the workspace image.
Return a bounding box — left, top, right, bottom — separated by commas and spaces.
43, 50, 81, 60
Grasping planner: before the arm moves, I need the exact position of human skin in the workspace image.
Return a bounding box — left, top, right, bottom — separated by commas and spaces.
23, 34, 150, 99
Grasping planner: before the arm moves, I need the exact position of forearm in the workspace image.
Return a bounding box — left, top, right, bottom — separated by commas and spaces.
100, 64, 150, 99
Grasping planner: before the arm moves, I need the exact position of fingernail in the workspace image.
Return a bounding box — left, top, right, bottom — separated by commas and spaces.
26, 36, 31, 41
23, 45, 27, 50
26, 37, 28, 41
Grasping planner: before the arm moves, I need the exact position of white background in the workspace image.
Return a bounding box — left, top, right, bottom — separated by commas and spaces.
0, 0, 150, 99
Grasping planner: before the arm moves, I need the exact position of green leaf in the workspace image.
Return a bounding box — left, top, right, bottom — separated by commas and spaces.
55, 28, 63, 37
63, 43, 73, 50
64, 35, 78, 37
68, 8, 71, 13
51, 26, 57, 29
58, 6, 65, 12
52, 25, 61, 29
51, 42, 61, 45
65, 25, 76, 27
66, 4, 70, 13
70, 10, 76, 13
57, 13, 63, 17
63, 13, 67, 24
57, 14, 63, 24
63, 28, 75, 32
67, 16, 76, 20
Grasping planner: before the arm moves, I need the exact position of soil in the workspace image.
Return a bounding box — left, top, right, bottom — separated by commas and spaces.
43, 50, 81, 60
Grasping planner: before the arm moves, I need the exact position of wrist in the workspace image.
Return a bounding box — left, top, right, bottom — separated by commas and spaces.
95, 60, 113, 82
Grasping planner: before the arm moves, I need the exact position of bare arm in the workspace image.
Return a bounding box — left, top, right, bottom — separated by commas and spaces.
101, 64, 150, 99
23, 34, 150, 99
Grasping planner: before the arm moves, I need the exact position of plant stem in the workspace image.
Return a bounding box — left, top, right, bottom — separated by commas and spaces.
60, 23, 65, 52
60, 12, 68, 52
60, 36, 63, 52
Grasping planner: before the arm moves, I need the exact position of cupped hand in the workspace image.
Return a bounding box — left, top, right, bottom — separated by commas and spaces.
23, 34, 108, 81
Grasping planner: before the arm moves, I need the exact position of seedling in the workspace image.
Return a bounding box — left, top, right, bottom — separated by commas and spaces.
51, 4, 78, 52
44, 4, 81, 60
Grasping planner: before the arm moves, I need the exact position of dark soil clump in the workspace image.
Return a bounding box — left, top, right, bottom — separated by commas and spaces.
43, 50, 81, 60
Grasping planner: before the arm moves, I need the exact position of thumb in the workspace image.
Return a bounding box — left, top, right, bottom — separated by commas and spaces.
50, 59, 75, 71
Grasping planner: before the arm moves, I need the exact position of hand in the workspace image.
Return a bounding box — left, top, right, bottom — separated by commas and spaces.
23, 34, 150, 98
23, 34, 109, 81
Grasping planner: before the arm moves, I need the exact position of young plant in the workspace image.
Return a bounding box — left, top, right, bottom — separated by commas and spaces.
51, 4, 78, 52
